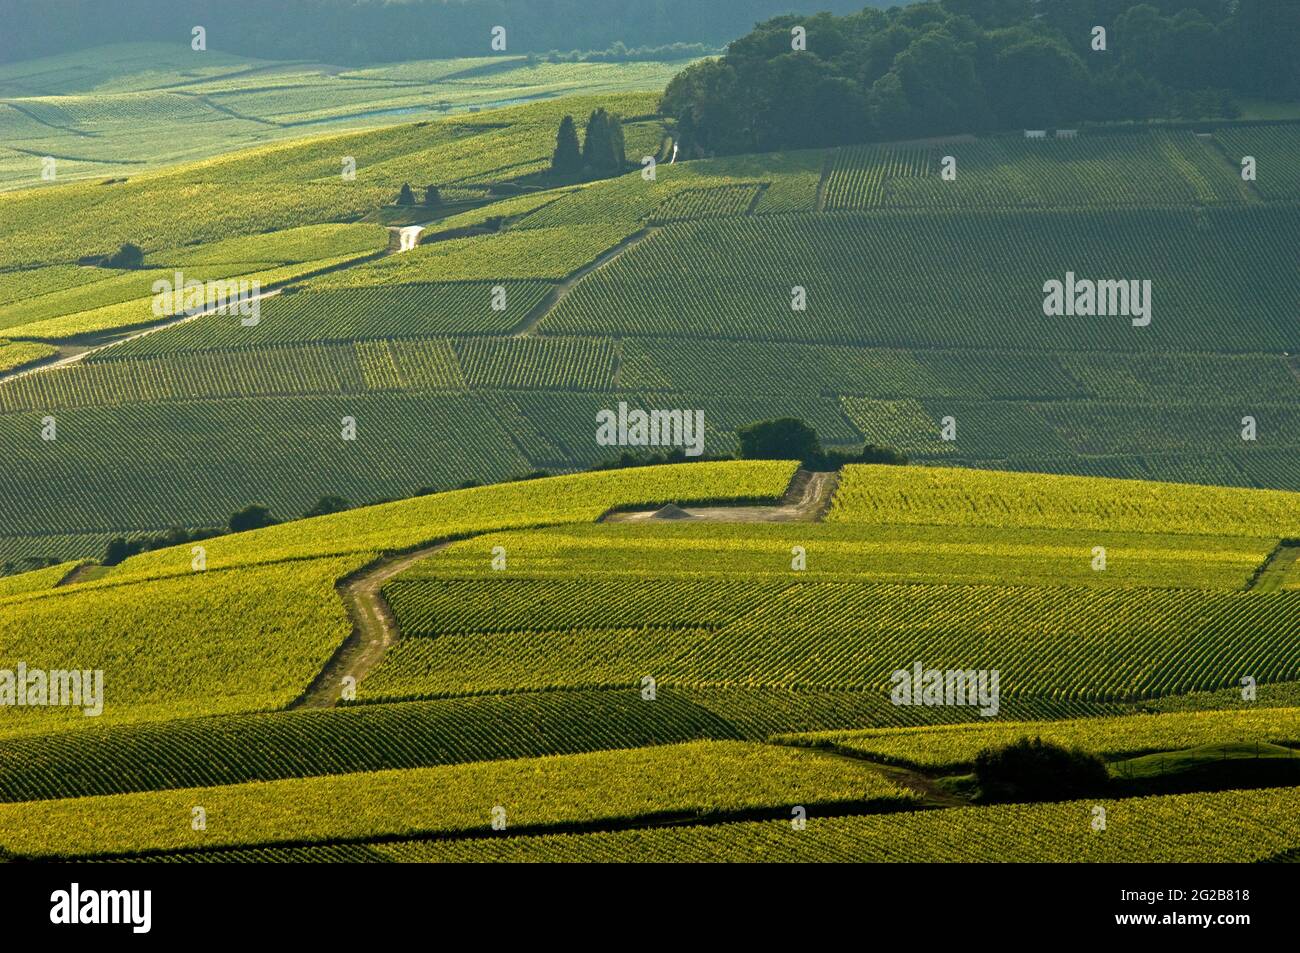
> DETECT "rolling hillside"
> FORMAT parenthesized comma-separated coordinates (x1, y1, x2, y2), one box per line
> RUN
(1, 84, 1297, 565)
(0, 462, 1297, 861)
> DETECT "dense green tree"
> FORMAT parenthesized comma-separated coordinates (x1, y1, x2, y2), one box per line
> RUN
(303, 495, 350, 518)
(395, 183, 415, 206)
(661, 0, 1275, 157)
(551, 115, 583, 174)
(103, 242, 143, 269)
(736, 418, 822, 462)
(975, 738, 1110, 803)
(581, 108, 625, 172)
(228, 504, 277, 534)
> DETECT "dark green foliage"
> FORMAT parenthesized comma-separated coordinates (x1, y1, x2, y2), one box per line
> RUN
(551, 115, 583, 174)
(423, 185, 442, 207)
(590, 449, 734, 470)
(102, 527, 215, 566)
(737, 418, 905, 470)
(228, 504, 278, 534)
(396, 183, 415, 206)
(303, 495, 350, 518)
(737, 418, 822, 462)
(0, 555, 59, 577)
(662, 1, 1295, 155)
(974, 737, 1110, 803)
(102, 242, 143, 269)
(582, 108, 625, 173)
(813, 444, 907, 471)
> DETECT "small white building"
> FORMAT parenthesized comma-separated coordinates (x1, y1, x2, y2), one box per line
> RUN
(1056, 129, 1078, 139)
(1024, 129, 1047, 139)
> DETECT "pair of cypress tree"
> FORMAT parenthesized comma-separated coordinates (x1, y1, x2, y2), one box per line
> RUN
(551, 108, 624, 174)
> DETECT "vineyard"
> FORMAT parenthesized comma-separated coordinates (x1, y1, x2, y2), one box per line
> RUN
(1, 459, 1298, 863)
(0, 741, 914, 859)
(821, 132, 1252, 210)
(363, 787, 1300, 863)
(1213, 125, 1300, 200)
(782, 708, 1300, 770)
(366, 577, 1300, 701)
(2, 37, 1299, 868)
(541, 207, 1300, 352)
(397, 521, 1278, 589)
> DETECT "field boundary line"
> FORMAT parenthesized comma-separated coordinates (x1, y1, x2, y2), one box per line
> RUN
(1247, 539, 1300, 592)
(290, 542, 455, 709)
(510, 226, 656, 337)
(48, 791, 924, 863)
(815, 150, 834, 211)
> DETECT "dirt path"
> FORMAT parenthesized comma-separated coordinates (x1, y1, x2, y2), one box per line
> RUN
(292, 467, 842, 708)
(512, 226, 657, 336)
(602, 468, 840, 524)
(1249, 541, 1300, 592)
(0, 241, 397, 387)
(0, 287, 283, 385)
(291, 542, 451, 709)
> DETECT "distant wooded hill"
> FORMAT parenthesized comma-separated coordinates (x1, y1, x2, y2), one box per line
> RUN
(662, 0, 1300, 155)
(0, 0, 890, 66)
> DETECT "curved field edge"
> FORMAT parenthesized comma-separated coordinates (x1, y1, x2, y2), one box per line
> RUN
(0, 461, 799, 738)
(78, 786, 1300, 864)
(0, 740, 916, 860)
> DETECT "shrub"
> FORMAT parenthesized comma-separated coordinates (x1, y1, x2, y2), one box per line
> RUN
(103, 242, 143, 269)
(974, 737, 1110, 803)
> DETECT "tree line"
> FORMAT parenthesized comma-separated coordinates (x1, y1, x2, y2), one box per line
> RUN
(661, 0, 1300, 156)
(0, 0, 881, 67)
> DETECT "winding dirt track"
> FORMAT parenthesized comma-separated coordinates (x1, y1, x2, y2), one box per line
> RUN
(602, 468, 840, 523)
(291, 467, 839, 709)
(290, 542, 451, 709)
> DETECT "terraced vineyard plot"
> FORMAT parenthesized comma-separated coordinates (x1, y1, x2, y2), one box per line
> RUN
(981, 452, 1279, 492)
(0, 344, 371, 410)
(828, 464, 1300, 536)
(713, 581, 1300, 700)
(5, 255, 375, 340)
(1058, 352, 1300, 404)
(0, 560, 77, 597)
(516, 167, 766, 229)
(494, 390, 862, 466)
(378, 787, 1300, 863)
(783, 708, 1300, 770)
(453, 336, 617, 390)
(1039, 401, 1300, 456)
(360, 339, 466, 389)
(95, 282, 550, 356)
(0, 339, 56, 373)
(0, 264, 116, 307)
(0, 394, 532, 536)
(385, 577, 777, 637)
(415, 521, 1278, 590)
(0, 555, 367, 737)
(823, 144, 930, 209)
(373, 578, 1300, 702)
(542, 207, 1300, 352)
(619, 338, 954, 397)
(147, 223, 388, 267)
(98, 461, 799, 578)
(1213, 125, 1300, 200)
(0, 531, 153, 566)
(651, 185, 761, 222)
(835, 133, 1251, 210)
(0, 691, 744, 802)
(0, 741, 914, 859)
(311, 223, 638, 286)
